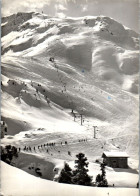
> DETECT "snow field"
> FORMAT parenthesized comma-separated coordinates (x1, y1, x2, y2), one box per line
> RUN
(1, 12, 139, 191)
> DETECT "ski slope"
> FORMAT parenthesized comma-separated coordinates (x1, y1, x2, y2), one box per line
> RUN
(1, 12, 139, 189)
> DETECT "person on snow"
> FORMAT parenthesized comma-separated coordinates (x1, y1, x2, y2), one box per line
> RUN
(49, 57, 54, 62)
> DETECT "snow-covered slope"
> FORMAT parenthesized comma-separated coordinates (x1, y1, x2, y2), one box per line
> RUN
(1, 12, 139, 187)
(1, 161, 138, 196)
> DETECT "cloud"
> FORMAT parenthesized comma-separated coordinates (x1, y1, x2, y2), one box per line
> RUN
(1, 0, 69, 17)
(54, 3, 67, 19)
(81, 5, 88, 12)
(1, 0, 54, 16)
(55, 4, 67, 11)
(56, 12, 66, 18)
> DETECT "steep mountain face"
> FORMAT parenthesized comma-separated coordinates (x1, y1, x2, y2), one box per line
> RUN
(1, 12, 139, 165)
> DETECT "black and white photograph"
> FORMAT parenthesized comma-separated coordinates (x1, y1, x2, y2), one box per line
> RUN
(1, 0, 139, 195)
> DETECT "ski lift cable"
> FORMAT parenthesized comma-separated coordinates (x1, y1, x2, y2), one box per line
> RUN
(50, 59, 96, 126)
(53, 60, 75, 108)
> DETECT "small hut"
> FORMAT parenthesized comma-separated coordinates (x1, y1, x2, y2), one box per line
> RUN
(102, 151, 129, 168)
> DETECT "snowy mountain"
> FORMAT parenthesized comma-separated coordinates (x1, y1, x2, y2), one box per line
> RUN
(1, 12, 139, 188)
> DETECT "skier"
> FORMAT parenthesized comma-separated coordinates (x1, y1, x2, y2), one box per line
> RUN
(47, 98, 50, 106)
(49, 57, 54, 62)
(68, 151, 71, 156)
(31, 81, 33, 87)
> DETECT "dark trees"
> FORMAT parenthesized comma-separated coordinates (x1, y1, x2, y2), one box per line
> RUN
(96, 163, 108, 187)
(72, 153, 92, 186)
(1, 145, 18, 165)
(58, 162, 72, 184)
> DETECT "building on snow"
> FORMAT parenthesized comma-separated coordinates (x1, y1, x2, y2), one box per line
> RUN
(102, 151, 129, 168)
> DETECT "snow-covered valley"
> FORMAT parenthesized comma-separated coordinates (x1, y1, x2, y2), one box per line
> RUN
(1, 12, 139, 195)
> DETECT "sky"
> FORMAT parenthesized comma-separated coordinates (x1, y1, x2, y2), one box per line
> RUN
(1, 0, 139, 32)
